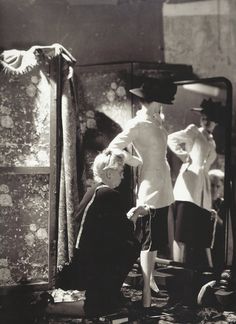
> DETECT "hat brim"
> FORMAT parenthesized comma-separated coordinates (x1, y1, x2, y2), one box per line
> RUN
(190, 107, 220, 123)
(129, 87, 145, 98)
(129, 87, 174, 104)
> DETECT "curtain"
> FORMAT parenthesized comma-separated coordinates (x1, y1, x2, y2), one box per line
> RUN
(57, 52, 80, 268)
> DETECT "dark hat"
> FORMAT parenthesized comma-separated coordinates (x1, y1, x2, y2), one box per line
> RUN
(191, 98, 225, 124)
(129, 77, 177, 104)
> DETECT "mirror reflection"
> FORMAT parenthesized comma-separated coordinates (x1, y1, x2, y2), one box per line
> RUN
(164, 81, 226, 272)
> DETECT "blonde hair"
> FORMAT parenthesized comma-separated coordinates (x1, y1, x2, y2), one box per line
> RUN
(92, 149, 125, 183)
(208, 169, 224, 183)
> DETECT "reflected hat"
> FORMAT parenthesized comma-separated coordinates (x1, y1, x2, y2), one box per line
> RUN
(191, 98, 225, 124)
(129, 77, 177, 104)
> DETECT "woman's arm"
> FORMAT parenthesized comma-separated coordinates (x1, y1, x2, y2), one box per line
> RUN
(126, 205, 149, 223)
(108, 120, 142, 167)
(168, 124, 197, 162)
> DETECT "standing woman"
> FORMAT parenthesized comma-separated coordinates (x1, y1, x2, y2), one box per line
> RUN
(108, 77, 177, 308)
(168, 98, 223, 267)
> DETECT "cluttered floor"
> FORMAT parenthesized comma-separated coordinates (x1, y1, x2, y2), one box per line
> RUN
(42, 286, 236, 324)
(1, 262, 236, 324)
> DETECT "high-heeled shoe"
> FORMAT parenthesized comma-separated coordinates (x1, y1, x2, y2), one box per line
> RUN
(151, 288, 168, 299)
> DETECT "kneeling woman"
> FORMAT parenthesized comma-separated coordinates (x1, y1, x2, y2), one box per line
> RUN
(49, 149, 140, 318)
(76, 149, 140, 317)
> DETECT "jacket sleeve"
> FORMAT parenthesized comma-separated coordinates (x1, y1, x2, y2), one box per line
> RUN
(168, 124, 198, 162)
(108, 119, 142, 167)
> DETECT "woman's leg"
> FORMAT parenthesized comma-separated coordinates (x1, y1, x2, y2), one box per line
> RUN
(205, 248, 213, 268)
(173, 240, 185, 263)
(140, 250, 157, 307)
(150, 271, 159, 293)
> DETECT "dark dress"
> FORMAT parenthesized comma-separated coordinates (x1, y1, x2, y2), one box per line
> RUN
(72, 183, 140, 317)
(135, 206, 169, 251)
(171, 201, 213, 248)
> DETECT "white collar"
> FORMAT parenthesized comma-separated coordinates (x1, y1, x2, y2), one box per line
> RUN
(136, 108, 163, 125)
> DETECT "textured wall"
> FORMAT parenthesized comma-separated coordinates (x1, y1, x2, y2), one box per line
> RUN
(0, 0, 164, 65)
(163, 0, 236, 127)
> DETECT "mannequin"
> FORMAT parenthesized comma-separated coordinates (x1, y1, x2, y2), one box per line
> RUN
(108, 77, 177, 307)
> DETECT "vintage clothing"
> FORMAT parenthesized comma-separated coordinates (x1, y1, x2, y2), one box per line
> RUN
(74, 183, 140, 317)
(135, 206, 169, 251)
(170, 201, 214, 248)
(168, 124, 217, 210)
(109, 110, 174, 209)
(168, 124, 217, 247)
(108, 109, 174, 251)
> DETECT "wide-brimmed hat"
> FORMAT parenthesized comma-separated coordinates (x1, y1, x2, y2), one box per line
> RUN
(191, 98, 225, 124)
(129, 77, 177, 104)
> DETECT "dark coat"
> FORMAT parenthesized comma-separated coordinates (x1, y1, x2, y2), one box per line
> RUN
(75, 183, 137, 262)
(56, 183, 140, 318)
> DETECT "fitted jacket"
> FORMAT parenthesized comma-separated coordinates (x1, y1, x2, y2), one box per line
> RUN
(108, 109, 174, 209)
(168, 124, 217, 210)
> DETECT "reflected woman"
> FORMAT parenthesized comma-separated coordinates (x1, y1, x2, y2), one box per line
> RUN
(168, 98, 224, 267)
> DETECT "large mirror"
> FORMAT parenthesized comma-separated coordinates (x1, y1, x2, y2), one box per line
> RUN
(163, 77, 232, 272)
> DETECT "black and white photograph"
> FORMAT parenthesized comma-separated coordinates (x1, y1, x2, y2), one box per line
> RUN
(0, 0, 235, 323)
